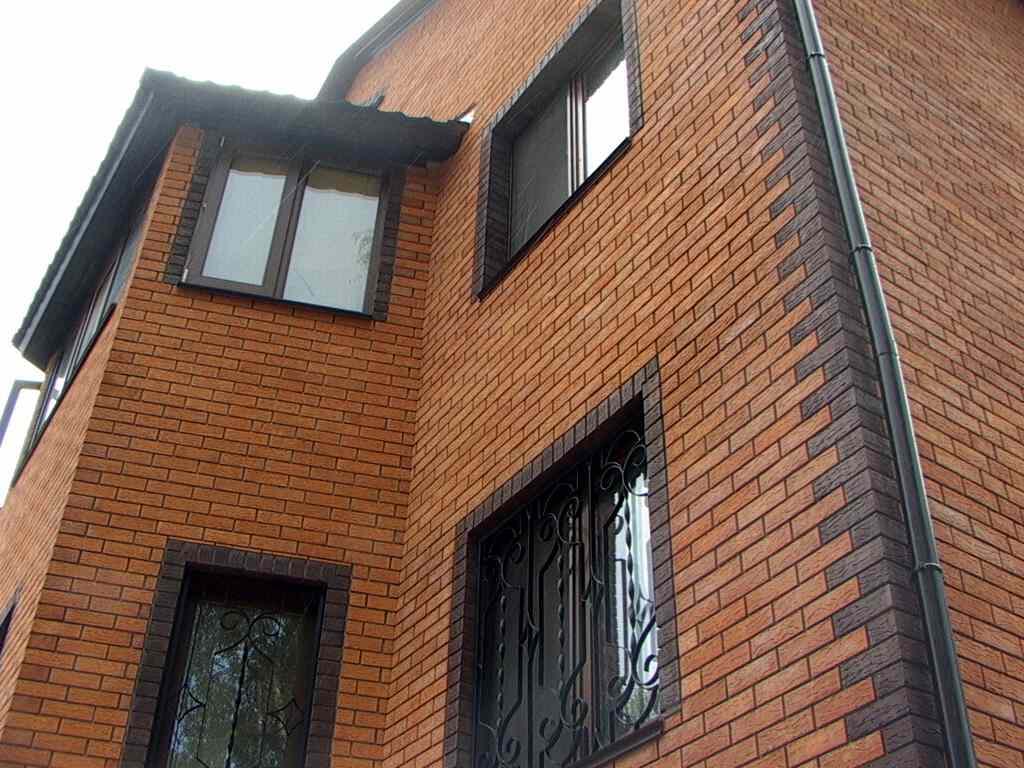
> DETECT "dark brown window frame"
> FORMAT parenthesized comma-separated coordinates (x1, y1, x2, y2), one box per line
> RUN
(12, 196, 149, 487)
(0, 590, 19, 662)
(443, 358, 680, 768)
(121, 541, 351, 768)
(474, 0, 644, 298)
(183, 138, 398, 317)
(149, 571, 324, 768)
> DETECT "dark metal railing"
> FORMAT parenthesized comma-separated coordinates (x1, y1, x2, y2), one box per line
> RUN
(0, 380, 42, 484)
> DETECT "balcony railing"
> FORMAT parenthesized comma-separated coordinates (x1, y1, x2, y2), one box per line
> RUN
(0, 380, 42, 497)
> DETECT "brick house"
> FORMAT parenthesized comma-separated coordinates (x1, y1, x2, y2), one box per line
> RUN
(0, 0, 1021, 766)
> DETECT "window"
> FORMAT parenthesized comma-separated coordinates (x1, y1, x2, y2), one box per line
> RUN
(149, 570, 323, 768)
(25, 201, 146, 452)
(473, 414, 660, 767)
(0, 598, 15, 661)
(121, 542, 349, 768)
(475, 0, 643, 296)
(185, 143, 388, 314)
(510, 38, 629, 253)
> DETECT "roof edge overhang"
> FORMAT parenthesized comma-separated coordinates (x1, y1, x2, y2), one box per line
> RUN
(317, 0, 437, 100)
(14, 68, 467, 369)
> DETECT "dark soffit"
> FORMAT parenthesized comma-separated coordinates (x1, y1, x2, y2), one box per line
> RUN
(317, 0, 437, 101)
(14, 68, 467, 369)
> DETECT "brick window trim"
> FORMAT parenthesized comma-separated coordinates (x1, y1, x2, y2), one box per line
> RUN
(442, 358, 681, 768)
(163, 127, 406, 323)
(120, 540, 352, 768)
(473, 0, 644, 298)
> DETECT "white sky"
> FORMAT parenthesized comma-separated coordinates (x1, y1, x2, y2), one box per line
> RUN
(0, 0, 401, 502)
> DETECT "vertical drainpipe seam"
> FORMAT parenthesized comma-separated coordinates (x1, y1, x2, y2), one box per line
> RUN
(792, 2, 979, 767)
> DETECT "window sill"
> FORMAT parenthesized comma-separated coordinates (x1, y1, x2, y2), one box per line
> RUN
(569, 718, 664, 768)
(478, 135, 633, 300)
(178, 277, 376, 321)
(10, 303, 118, 490)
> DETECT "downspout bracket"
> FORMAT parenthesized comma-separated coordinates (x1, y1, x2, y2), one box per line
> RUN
(912, 561, 945, 577)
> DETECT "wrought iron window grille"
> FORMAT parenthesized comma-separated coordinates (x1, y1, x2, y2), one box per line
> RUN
(472, 412, 661, 768)
(150, 571, 324, 768)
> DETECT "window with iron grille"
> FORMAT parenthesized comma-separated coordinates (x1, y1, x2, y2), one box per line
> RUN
(473, 413, 660, 767)
(149, 570, 324, 768)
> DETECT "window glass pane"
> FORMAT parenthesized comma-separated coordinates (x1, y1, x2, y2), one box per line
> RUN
(202, 156, 288, 286)
(108, 206, 145, 308)
(42, 349, 72, 422)
(510, 85, 570, 254)
(595, 440, 659, 734)
(164, 576, 319, 768)
(71, 264, 115, 373)
(584, 42, 629, 176)
(282, 168, 381, 312)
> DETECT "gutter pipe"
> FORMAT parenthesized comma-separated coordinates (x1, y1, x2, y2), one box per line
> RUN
(792, 2, 978, 766)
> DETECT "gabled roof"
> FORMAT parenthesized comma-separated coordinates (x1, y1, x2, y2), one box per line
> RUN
(318, 0, 437, 100)
(15, 68, 467, 369)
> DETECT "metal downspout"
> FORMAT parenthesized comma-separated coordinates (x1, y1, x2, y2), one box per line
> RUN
(792, 1, 978, 766)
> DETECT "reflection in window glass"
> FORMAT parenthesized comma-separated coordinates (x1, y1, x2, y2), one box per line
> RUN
(163, 576, 320, 768)
(283, 168, 381, 312)
(108, 206, 146, 310)
(585, 42, 629, 176)
(202, 157, 288, 285)
(603, 468, 658, 728)
(43, 351, 72, 421)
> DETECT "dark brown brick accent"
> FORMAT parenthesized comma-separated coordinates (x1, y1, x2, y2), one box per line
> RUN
(473, 0, 644, 298)
(163, 129, 220, 285)
(621, 0, 644, 134)
(441, 358, 679, 768)
(472, 131, 513, 297)
(743, 0, 945, 764)
(119, 540, 351, 768)
(370, 167, 406, 321)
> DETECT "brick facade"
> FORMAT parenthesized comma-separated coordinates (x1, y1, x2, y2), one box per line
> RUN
(0, 1, 1022, 767)
(812, 2, 1024, 766)
(0, 311, 120, 746)
(0, 124, 441, 766)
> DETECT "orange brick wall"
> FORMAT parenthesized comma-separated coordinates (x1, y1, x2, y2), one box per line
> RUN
(0, 313, 119, 745)
(341, 0, 949, 766)
(1, 1, 1020, 767)
(0, 125, 442, 766)
(813, 1, 1024, 766)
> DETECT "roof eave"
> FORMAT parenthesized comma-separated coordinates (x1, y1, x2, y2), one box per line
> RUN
(317, 0, 437, 100)
(14, 68, 467, 370)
